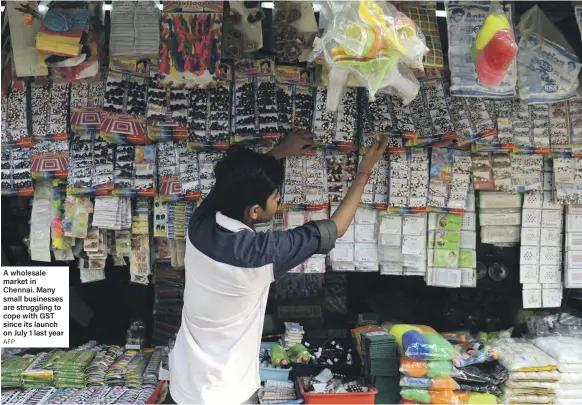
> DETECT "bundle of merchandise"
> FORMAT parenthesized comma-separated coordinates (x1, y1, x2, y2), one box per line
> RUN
(22, 352, 54, 388)
(311, 0, 428, 111)
(1, 385, 158, 405)
(1, 356, 34, 389)
(52, 350, 97, 388)
(378, 212, 428, 276)
(520, 190, 564, 308)
(496, 339, 560, 404)
(298, 368, 373, 395)
(151, 261, 185, 346)
(532, 335, 582, 403)
(477, 191, 522, 245)
(393, 325, 501, 404)
(259, 380, 298, 404)
(564, 204, 582, 288)
(281, 322, 305, 350)
(302, 339, 354, 367)
(517, 6, 581, 104)
(352, 325, 400, 404)
(85, 345, 124, 387)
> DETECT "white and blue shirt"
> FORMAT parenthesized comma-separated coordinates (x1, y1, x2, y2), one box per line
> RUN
(169, 193, 337, 404)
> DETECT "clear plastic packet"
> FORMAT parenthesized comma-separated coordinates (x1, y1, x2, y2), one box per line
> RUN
(310, 0, 427, 111)
(471, 2, 517, 88)
(495, 338, 558, 372)
(400, 376, 460, 390)
(400, 388, 455, 404)
(390, 324, 455, 361)
(531, 335, 582, 365)
(400, 356, 458, 378)
(457, 382, 502, 396)
(454, 362, 509, 385)
(517, 5, 582, 104)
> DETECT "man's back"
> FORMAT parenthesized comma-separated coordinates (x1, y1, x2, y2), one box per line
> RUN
(169, 211, 273, 404)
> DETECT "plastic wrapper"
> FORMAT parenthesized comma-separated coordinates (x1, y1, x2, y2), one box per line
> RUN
(457, 382, 502, 396)
(400, 389, 499, 404)
(455, 362, 509, 385)
(390, 324, 455, 361)
(287, 343, 311, 363)
(517, 5, 582, 104)
(310, 0, 428, 111)
(400, 356, 457, 378)
(453, 343, 499, 368)
(270, 344, 290, 366)
(471, 2, 517, 88)
(400, 376, 460, 390)
(531, 336, 582, 365)
(495, 339, 557, 372)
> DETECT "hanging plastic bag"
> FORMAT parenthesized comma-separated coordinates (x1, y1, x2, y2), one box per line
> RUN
(471, 2, 518, 88)
(517, 5, 582, 103)
(310, 0, 428, 111)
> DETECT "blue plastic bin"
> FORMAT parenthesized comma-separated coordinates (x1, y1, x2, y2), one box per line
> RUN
(260, 342, 293, 382)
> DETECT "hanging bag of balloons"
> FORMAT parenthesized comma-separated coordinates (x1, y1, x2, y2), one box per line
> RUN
(471, 1, 518, 88)
(310, 0, 428, 112)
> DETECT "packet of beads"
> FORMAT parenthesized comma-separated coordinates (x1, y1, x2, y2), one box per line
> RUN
(390, 324, 455, 361)
(471, 1, 517, 88)
(310, 0, 428, 111)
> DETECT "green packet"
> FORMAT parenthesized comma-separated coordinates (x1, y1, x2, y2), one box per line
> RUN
(434, 230, 461, 251)
(435, 213, 462, 231)
(458, 249, 476, 269)
(433, 249, 459, 268)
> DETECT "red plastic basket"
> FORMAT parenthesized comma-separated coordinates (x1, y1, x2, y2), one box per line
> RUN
(296, 377, 378, 404)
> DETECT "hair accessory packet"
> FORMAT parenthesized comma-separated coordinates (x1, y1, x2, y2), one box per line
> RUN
(390, 324, 455, 361)
(310, 0, 428, 112)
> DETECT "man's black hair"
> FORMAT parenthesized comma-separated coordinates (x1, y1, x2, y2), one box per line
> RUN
(212, 147, 284, 221)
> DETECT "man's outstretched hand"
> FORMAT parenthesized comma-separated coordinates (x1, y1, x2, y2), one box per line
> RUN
(268, 128, 315, 159)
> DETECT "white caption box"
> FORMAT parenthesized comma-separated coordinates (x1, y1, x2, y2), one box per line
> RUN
(566, 233, 582, 251)
(521, 227, 541, 246)
(330, 244, 354, 263)
(566, 250, 582, 268)
(565, 267, 582, 288)
(460, 231, 476, 249)
(521, 246, 540, 265)
(379, 233, 401, 247)
(378, 246, 402, 262)
(542, 289, 563, 308)
(354, 243, 378, 263)
(337, 225, 354, 244)
(541, 209, 563, 228)
(0, 267, 69, 347)
(539, 265, 561, 284)
(540, 228, 562, 247)
(355, 208, 377, 225)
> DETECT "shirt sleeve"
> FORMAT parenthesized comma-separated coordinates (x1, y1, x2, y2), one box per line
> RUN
(231, 219, 338, 280)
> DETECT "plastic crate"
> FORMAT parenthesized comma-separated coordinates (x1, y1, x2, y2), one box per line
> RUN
(261, 342, 293, 382)
(296, 377, 377, 404)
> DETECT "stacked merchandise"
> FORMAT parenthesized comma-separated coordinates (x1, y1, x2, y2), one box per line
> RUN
(0, 386, 158, 405)
(52, 350, 97, 388)
(152, 261, 185, 346)
(259, 380, 297, 404)
(1, 356, 34, 388)
(279, 210, 327, 273)
(142, 348, 163, 386)
(378, 212, 428, 276)
(125, 348, 154, 388)
(352, 208, 379, 272)
(426, 213, 465, 287)
(361, 330, 400, 404)
(105, 350, 137, 386)
(497, 339, 560, 405)
(532, 335, 582, 403)
(392, 324, 459, 404)
(459, 188, 477, 287)
(478, 191, 522, 245)
(282, 152, 328, 207)
(109, 1, 160, 62)
(85, 346, 123, 387)
(565, 205, 582, 288)
(395, 325, 502, 404)
(329, 203, 356, 272)
(520, 190, 564, 308)
(281, 322, 305, 350)
(22, 352, 54, 388)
